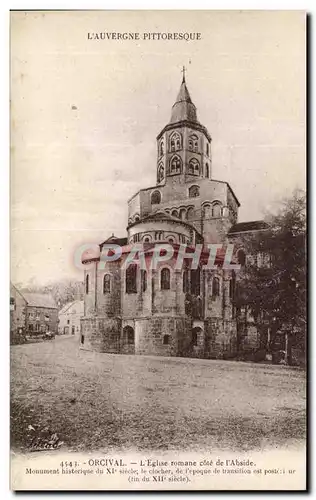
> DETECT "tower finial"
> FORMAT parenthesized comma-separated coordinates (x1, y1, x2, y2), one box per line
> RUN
(181, 65, 186, 82)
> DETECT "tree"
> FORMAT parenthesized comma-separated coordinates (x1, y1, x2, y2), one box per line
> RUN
(234, 190, 306, 365)
(21, 279, 84, 309)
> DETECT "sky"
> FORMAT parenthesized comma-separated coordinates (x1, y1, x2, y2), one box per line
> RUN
(10, 10, 306, 286)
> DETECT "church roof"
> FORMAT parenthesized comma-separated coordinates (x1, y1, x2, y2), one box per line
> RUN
(170, 75, 198, 124)
(100, 235, 128, 248)
(228, 220, 269, 234)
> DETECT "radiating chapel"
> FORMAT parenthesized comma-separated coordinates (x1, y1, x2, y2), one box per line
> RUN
(81, 72, 267, 358)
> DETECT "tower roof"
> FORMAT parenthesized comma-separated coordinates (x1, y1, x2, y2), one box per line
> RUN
(170, 74, 198, 124)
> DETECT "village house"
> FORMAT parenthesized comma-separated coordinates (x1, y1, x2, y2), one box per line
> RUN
(10, 283, 27, 342)
(23, 293, 58, 336)
(58, 300, 84, 335)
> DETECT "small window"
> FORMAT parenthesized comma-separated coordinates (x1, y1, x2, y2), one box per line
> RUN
(170, 132, 181, 152)
(189, 185, 200, 198)
(157, 165, 164, 183)
(155, 231, 163, 240)
(187, 207, 194, 221)
(67, 319, 70, 324)
(170, 155, 182, 174)
(190, 268, 201, 296)
(151, 190, 161, 205)
(123, 326, 135, 345)
(206, 143, 209, 156)
(126, 264, 137, 294)
(160, 141, 164, 155)
(85, 274, 89, 294)
(103, 274, 111, 294)
(141, 269, 147, 292)
(188, 159, 200, 175)
(212, 277, 220, 297)
(163, 335, 170, 345)
(80, 334, 85, 345)
(212, 204, 221, 217)
(161, 268, 171, 290)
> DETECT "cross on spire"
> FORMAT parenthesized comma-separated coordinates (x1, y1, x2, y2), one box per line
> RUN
(181, 65, 186, 82)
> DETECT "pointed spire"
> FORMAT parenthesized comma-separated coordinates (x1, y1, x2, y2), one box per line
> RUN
(170, 70, 198, 124)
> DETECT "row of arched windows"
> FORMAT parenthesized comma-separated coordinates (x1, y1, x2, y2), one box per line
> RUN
(158, 133, 211, 156)
(157, 158, 210, 180)
(85, 270, 234, 300)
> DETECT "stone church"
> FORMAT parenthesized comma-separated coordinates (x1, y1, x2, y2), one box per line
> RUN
(81, 73, 267, 358)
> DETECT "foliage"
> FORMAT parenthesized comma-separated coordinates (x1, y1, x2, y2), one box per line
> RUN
(234, 190, 306, 358)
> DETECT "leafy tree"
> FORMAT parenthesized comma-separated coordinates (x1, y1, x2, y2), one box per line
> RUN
(234, 190, 306, 365)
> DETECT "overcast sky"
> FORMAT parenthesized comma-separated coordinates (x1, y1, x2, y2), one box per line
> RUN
(11, 10, 305, 286)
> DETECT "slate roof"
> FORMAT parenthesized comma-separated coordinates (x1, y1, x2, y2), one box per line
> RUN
(228, 220, 269, 234)
(170, 76, 198, 124)
(23, 293, 58, 309)
(100, 235, 128, 248)
(59, 300, 84, 315)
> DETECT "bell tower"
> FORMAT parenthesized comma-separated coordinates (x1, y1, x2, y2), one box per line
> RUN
(156, 68, 212, 187)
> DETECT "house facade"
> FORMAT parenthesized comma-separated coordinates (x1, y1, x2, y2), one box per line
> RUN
(23, 293, 58, 335)
(80, 74, 267, 359)
(10, 283, 27, 342)
(58, 300, 84, 335)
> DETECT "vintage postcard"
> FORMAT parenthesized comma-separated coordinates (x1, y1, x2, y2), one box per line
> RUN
(10, 10, 306, 491)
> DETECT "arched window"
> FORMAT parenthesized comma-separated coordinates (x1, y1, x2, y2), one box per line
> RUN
(203, 204, 212, 218)
(188, 158, 200, 175)
(141, 269, 147, 292)
(179, 208, 186, 220)
(237, 249, 246, 267)
(212, 203, 221, 217)
(190, 268, 200, 296)
(183, 270, 189, 293)
(192, 327, 202, 346)
(212, 277, 220, 297)
(187, 207, 194, 221)
(168, 237, 175, 244)
(126, 264, 137, 294)
(205, 163, 209, 178)
(155, 231, 163, 240)
(143, 235, 151, 243)
(206, 143, 209, 156)
(163, 334, 170, 345)
(85, 274, 89, 294)
(189, 185, 200, 198)
(103, 274, 111, 294)
(160, 141, 164, 155)
(134, 214, 140, 222)
(171, 209, 178, 218)
(170, 132, 181, 152)
(161, 268, 171, 290)
(123, 326, 135, 345)
(189, 134, 198, 152)
(170, 155, 182, 175)
(151, 190, 161, 205)
(157, 164, 164, 183)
